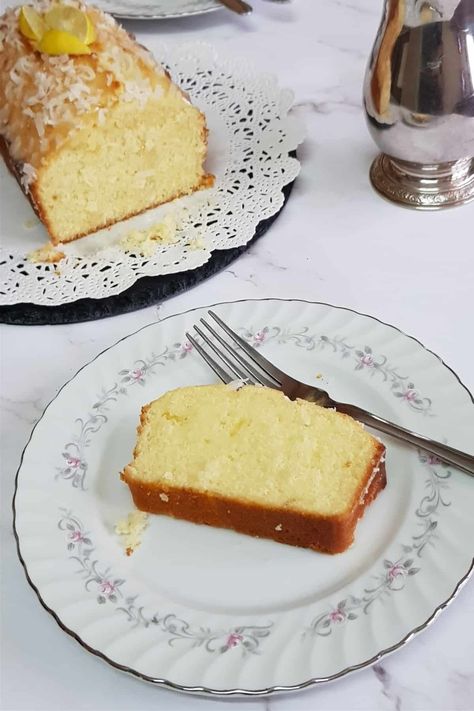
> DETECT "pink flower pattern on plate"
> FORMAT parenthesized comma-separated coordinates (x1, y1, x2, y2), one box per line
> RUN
(66, 456, 82, 468)
(355, 346, 375, 369)
(225, 632, 243, 648)
(100, 580, 116, 596)
(328, 609, 346, 623)
(69, 530, 85, 543)
(387, 564, 408, 582)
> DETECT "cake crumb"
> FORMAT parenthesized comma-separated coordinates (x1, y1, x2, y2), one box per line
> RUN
(115, 510, 149, 556)
(226, 379, 249, 391)
(315, 373, 323, 380)
(188, 237, 206, 251)
(159, 492, 169, 502)
(275, 523, 283, 531)
(119, 214, 177, 257)
(24, 218, 40, 229)
(27, 243, 65, 264)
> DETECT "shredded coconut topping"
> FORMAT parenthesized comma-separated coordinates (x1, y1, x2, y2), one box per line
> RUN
(20, 162, 37, 192)
(0, 0, 166, 168)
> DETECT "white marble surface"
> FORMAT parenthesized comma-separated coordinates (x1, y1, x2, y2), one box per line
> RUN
(1, 1, 474, 709)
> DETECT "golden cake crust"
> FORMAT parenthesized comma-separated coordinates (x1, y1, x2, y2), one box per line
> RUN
(122, 458, 386, 554)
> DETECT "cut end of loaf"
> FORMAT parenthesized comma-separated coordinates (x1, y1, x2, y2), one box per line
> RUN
(35, 95, 213, 244)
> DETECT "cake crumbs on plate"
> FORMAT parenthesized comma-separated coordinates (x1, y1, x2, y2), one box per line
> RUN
(27, 243, 65, 264)
(226, 378, 249, 391)
(119, 214, 177, 257)
(188, 236, 206, 251)
(115, 510, 149, 556)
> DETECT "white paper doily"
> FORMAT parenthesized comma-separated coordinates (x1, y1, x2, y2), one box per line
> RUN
(0, 43, 303, 306)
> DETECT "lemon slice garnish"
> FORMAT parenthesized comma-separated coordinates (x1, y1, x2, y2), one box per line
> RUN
(84, 15, 96, 45)
(44, 5, 96, 45)
(38, 29, 91, 56)
(19, 6, 46, 41)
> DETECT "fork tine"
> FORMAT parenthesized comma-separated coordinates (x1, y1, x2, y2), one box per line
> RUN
(199, 318, 280, 389)
(207, 310, 287, 383)
(193, 325, 252, 382)
(185, 332, 234, 385)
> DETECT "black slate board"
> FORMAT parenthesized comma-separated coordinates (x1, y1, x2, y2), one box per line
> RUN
(0, 179, 294, 326)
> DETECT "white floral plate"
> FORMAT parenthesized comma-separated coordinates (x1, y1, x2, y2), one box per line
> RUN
(13, 299, 474, 696)
(0, 0, 222, 20)
(95, 0, 222, 20)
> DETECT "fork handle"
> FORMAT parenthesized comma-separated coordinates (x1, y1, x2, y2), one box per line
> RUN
(338, 403, 474, 476)
(218, 0, 253, 13)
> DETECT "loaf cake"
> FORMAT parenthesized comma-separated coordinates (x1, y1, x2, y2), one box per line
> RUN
(121, 384, 386, 554)
(0, 1, 213, 245)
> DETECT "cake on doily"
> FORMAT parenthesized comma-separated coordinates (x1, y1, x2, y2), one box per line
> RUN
(0, 1, 213, 245)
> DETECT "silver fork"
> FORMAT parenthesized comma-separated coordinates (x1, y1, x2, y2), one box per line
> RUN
(186, 310, 474, 476)
(217, 0, 253, 14)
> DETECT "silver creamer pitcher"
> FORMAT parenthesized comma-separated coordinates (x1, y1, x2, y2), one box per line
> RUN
(364, 0, 474, 209)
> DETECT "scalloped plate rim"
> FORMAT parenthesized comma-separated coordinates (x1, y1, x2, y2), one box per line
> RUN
(12, 297, 474, 697)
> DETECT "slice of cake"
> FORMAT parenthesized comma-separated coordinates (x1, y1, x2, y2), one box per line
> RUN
(121, 384, 386, 554)
(0, 1, 213, 245)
